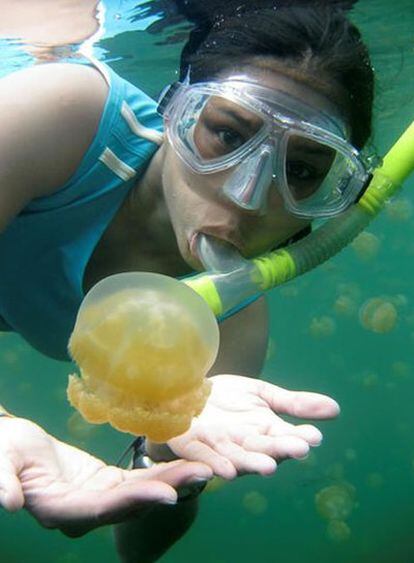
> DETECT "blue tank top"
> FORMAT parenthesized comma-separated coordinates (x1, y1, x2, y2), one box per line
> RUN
(0, 60, 258, 361)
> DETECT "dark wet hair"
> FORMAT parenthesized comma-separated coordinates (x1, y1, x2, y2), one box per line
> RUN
(173, 0, 373, 149)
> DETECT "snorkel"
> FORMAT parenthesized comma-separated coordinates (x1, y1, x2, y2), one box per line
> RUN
(184, 121, 414, 317)
(66, 120, 413, 442)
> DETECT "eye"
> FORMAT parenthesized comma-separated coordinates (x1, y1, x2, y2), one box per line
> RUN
(286, 160, 320, 181)
(216, 128, 246, 151)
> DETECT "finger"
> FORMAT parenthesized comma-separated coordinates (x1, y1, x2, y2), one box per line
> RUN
(47, 479, 181, 536)
(170, 441, 238, 480)
(242, 434, 310, 461)
(212, 438, 277, 476)
(128, 460, 213, 489)
(257, 381, 340, 419)
(267, 423, 323, 446)
(0, 461, 24, 512)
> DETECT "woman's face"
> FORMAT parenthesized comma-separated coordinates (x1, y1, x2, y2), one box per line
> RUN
(160, 68, 345, 271)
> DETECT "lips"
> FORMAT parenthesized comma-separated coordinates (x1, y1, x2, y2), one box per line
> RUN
(191, 228, 244, 253)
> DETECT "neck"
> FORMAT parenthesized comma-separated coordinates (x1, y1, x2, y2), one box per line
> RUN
(122, 148, 192, 277)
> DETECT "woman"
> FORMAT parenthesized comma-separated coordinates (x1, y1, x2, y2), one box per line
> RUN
(0, 0, 372, 561)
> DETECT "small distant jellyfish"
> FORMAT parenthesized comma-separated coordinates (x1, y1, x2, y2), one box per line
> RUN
(67, 411, 97, 441)
(309, 316, 336, 338)
(242, 491, 269, 515)
(334, 295, 357, 317)
(359, 297, 398, 333)
(1, 350, 19, 366)
(390, 294, 408, 308)
(205, 477, 226, 494)
(326, 519, 351, 543)
(361, 371, 379, 389)
(279, 284, 299, 298)
(351, 231, 381, 262)
(315, 483, 355, 521)
(336, 281, 361, 301)
(391, 361, 411, 379)
(385, 197, 413, 222)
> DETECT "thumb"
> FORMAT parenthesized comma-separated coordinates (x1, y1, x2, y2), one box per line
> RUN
(257, 380, 340, 419)
(0, 460, 24, 511)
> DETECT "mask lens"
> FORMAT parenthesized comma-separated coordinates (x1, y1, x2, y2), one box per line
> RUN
(191, 96, 265, 161)
(285, 134, 356, 214)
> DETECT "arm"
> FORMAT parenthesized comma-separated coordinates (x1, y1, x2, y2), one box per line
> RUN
(0, 65, 214, 535)
(0, 62, 108, 231)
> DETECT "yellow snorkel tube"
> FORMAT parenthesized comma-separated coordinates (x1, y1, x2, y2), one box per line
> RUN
(185, 121, 414, 317)
(67, 121, 413, 442)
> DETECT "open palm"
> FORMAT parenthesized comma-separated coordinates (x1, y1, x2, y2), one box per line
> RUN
(0, 417, 212, 536)
(167, 374, 340, 479)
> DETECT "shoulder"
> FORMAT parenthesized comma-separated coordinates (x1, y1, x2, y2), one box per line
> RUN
(0, 62, 109, 196)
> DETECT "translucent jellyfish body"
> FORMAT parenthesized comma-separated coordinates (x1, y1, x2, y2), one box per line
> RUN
(67, 273, 219, 442)
(385, 197, 413, 222)
(315, 483, 355, 521)
(242, 491, 269, 515)
(351, 231, 380, 261)
(309, 316, 336, 338)
(359, 297, 398, 333)
(326, 519, 351, 543)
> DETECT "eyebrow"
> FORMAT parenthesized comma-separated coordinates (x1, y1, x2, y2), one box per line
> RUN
(213, 105, 263, 132)
(289, 141, 335, 158)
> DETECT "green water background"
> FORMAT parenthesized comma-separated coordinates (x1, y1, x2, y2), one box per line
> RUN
(0, 0, 413, 561)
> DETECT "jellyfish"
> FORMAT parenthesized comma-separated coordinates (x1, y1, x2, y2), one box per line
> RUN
(205, 477, 227, 494)
(391, 361, 411, 379)
(309, 316, 336, 338)
(242, 491, 269, 515)
(67, 411, 97, 441)
(315, 483, 356, 521)
(351, 231, 380, 262)
(333, 294, 357, 317)
(326, 519, 351, 543)
(67, 273, 219, 442)
(279, 284, 299, 298)
(360, 371, 379, 389)
(385, 197, 413, 222)
(359, 297, 398, 333)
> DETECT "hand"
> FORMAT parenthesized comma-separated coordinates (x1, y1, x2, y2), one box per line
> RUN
(0, 417, 212, 537)
(163, 374, 340, 479)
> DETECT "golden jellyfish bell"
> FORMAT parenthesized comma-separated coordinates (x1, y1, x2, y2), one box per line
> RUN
(67, 273, 220, 442)
(309, 316, 336, 338)
(242, 491, 269, 515)
(359, 297, 398, 334)
(315, 483, 355, 521)
(351, 231, 380, 262)
(385, 197, 413, 222)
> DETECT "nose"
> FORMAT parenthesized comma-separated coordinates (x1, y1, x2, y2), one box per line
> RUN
(221, 145, 274, 216)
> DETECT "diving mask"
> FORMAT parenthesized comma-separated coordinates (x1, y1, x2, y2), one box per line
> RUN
(159, 77, 375, 219)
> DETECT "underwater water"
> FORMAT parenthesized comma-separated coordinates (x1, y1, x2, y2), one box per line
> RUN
(0, 0, 413, 561)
